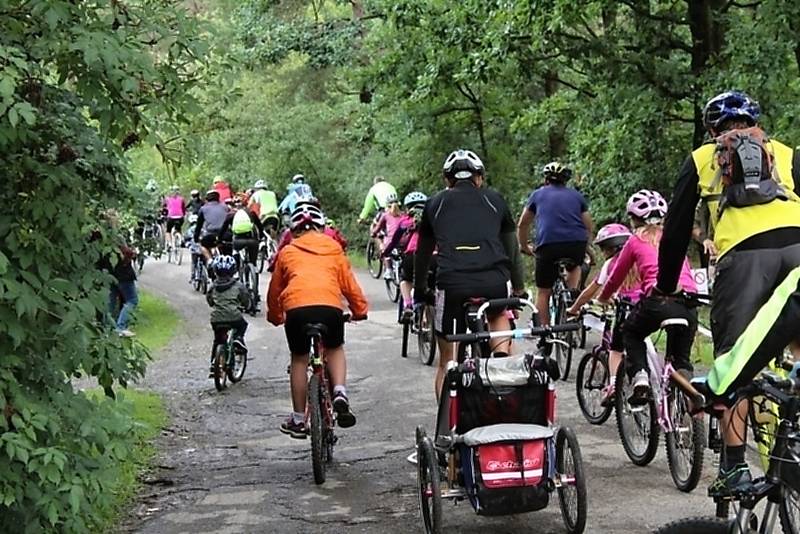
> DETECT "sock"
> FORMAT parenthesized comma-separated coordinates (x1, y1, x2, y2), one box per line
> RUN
(609, 375, 616, 386)
(292, 412, 304, 425)
(722, 445, 746, 471)
(333, 385, 347, 398)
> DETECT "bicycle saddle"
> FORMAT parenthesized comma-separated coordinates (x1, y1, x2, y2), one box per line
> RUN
(555, 257, 578, 269)
(303, 323, 328, 336)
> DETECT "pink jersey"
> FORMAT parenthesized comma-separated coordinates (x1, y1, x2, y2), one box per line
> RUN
(375, 211, 404, 248)
(165, 196, 185, 218)
(595, 256, 640, 302)
(599, 231, 697, 301)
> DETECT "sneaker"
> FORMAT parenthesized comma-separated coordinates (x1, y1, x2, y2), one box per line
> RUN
(709, 464, 754, 498)
(383, 269, 392, 281)
(600, 383, 616, 407)
(280, 417, 307, 440)
(208, 365, 215, 378)
(332, 393, 357, 428)
(118, 329, 136, 338)
(406, 451, 418, 465)
(233, 339, 248, 353)
(628, 370, 651, 406)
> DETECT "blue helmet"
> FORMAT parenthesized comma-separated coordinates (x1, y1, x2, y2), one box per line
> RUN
(703, 91, 760, 131)
(211, 255, 237, 277)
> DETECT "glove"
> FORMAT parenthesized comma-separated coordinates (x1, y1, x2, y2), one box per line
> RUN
(351, 314, 368, 322)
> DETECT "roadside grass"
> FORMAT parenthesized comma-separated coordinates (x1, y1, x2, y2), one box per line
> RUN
(348, 250, 368, 270)
(135, 290, 180, 352)
(91, 290, 177, 531)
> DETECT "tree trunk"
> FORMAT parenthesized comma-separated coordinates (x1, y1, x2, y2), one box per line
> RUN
(687, 0, 726, 147)
(544, 70, 566, 158)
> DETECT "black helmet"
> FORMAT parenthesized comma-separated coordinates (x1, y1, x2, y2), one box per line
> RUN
(205, 190, 220, 202)
(442, 149, 485, 181)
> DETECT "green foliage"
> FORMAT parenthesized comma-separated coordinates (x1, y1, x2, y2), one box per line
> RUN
(136, 291, 181, 353)
(0, 1, 207, 531)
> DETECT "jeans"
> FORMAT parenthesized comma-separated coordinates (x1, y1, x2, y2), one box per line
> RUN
(109, 281, 139, 331)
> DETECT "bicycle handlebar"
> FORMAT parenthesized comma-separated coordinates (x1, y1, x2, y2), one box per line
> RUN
(445, 322, 579, 343)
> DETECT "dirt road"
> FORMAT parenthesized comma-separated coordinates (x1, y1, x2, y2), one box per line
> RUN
(127, 257, 717, 534)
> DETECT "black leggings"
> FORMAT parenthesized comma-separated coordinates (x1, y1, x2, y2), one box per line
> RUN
(623, 296, 697, 378)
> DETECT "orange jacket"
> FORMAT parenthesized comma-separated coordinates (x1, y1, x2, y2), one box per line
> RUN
(267, 231, 368, 325)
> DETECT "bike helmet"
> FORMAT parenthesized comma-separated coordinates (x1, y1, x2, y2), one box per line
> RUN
(291, 174, 305, 184)
(289, 203, 326, 231)
(386, 192, 399, 205)
(703, 91, 760, 132)
(594, 223, 632, 250)
(190, 189, 200, 197)
(211, 255, 237, 277)
(542, 162, 573, 182)
(145, 180, 158, 193)
(627, 189, 668, 221)
(224, 197, 235, 207)
(254, 179, 266, 189)
(205, 190, 220, 202)
(404, 191, 427, 208)
(188, 214, 198, 224)
(170, 185, 179, 193)
(442, 149, 485, 180)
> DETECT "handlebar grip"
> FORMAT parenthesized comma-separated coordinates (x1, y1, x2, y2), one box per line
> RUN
(445, 332, 487, 343)
(545, 323, 581, 334)
(482, 297, 527, 310)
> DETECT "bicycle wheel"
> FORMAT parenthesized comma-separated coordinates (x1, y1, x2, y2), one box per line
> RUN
(554, 295, 574, 380)
(257, 243, 266, 274)
(417, 433, 442, 534)
(227, 346, 247, 383)
(665, 383, 705, 492)
(576, 350, 613, 425)
(781, 486, 800, 534)
(213, 344, 228, 392)
(401, 312, 410, 358)
(191, 259, 201, 291)
(366, 240, 382, 279)
(175, 236, 183, 265)
(166, 244, 173, 264)
(308, 374, 326, 484)
(614, 363, 659, 466)
(653, 517, 732, 534)
(556, 426, 587, 534)
(417, 305, 436, 366)
(245, 265, 258, 315)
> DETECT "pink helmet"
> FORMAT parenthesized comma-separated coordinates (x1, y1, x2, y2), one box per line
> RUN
(594, 223, 632, 250)
(627, 189, 667, 221)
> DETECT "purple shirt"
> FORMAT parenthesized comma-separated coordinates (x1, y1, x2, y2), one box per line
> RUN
(526, 185, 588, 247)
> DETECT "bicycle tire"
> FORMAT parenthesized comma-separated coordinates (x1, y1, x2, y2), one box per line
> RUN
(213, 344, 228, 392)
(245, 265, 258, 315)
(417, 435, 442, 534)
(257, 245, 266, 274)
(554, 294, 574, 380)
(781, 486, 800, 534)
(366, 240, 382, 279)
(665, 383, 705, 492)
(652, 517, 733, 534)
(309, 374, 326, 484)
(614, 364, 659, 466)
(417, 305, 436, 366)
(176, 240, 183, 266)
(401, 318, 410, 358)
(576, 350, 612, 425)
(556, 426, 587, 534)
(227, 346, 247, 383)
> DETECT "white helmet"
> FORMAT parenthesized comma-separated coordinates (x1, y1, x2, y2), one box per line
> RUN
(254, 179, 266, 189)
(442, 149, 485, 180)
(404, 191, 427, 208)
(386, 192, 399, 205)
(289, 203, 325, 231)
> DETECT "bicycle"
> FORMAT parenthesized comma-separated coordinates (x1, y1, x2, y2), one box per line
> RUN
(303, 313, 353, 485)
(549, 258, 578, 380)
(166, 228, 183, 265)
(189, 243, 209, 294)
(366, 210, 385, 279)
(574, 301, 623, 425)
(615, 293, 708, 492)
(257, 233, 278, 274)
(233, 243, 259, 316)
(211, 323, 248, 392)
(384, 248, 402, 303)
(654, 369, 800, 534)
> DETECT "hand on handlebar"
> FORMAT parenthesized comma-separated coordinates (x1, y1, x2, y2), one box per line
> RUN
(519, 242, 535, 256)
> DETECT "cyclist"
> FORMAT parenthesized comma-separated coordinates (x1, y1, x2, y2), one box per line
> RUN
(517, 162, 594, 329)
(163, 185, 186, 251)
(187, 189, 204, 215)
(249, 179, 280, 237)
(567, 223, 635, 405)
(372, 192, 404, 280)
(414, 149, 525, 399)
(277, 174, 312, 215)
(655, 90, 800, 495)
(382, 191, 428, 319)
(267, 203, 368, 438)
(219, 195, 263, 273)
(357, 175, 398, 224)
(206, 255, 249, 377)
(193, 190, 228, 264)
(598, 190, 698, 405)
(212, 175, 232, 202)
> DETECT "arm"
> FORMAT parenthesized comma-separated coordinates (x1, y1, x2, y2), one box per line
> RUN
(193, 210, 205, 242)
(250, 212, 264, 236)
(413, 204, 436, 300)
(358, 187, 376, 222)
(372, 213, 386, 237)
(599, 241, 635, 301)
(792, 149, 800, 194)
(266, 257, 286, 325)
(516, 208, 535, 256)
(237, 282, 250, 308)
(581, 211, 594, 242)
(568, 281, 601, 315)
(219, 213, 232, 236)
(382, 225, 407, 257)
(501, 231, 525, 293)
(656, 156, 701, 293)
(206, 286, 215, 307)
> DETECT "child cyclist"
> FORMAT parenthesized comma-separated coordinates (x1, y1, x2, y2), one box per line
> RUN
(372, 193, 404, 280)
(381, 191, 428, 320)
(598, 190, 698, 405)
(206, 255, 250, 376)
(568, 223, 635, 405)
(267, 203, 368, 439)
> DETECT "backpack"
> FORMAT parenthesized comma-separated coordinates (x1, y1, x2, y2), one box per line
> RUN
(712, 126, 789, 215)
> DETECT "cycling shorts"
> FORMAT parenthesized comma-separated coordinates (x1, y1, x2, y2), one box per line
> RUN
(403, 254, 437, 287)
(284, 305, 345, 355)
(232, 235, 259, 265)
(534, 241, 587, 289)
(166, 217, 184, 233)
(200, 232, 219, 249)
(434, 283, 508, 337)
